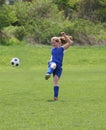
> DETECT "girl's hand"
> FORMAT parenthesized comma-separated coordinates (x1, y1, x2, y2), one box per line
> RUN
(61, 32, 65, 36)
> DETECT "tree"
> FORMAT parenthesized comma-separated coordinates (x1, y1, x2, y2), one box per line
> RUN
(52, 0, 71, 18)
(0, 0, 5, 6)
(78, 0, 106, 22)
(0, 4, 17, 43)
(0, 4, 17, 30)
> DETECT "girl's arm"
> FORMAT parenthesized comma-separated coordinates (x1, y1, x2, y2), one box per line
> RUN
(61, 32, 73, 50)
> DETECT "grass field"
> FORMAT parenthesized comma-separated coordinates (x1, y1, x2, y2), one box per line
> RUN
(0, 45, 106, 130)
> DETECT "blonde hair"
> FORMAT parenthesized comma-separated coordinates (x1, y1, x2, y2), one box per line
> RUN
(51, 37, 61, 44)
(59, 36, 73, 45)
(51, 35, 73, 45)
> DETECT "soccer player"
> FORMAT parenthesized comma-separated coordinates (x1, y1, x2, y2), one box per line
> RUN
(45, 32, 73, 101)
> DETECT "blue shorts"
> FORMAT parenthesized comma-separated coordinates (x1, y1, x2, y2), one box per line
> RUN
(48, 62, 62, 78)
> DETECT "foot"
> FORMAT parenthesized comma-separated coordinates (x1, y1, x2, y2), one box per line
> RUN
(54, 97, 58, 101)
(45, 73, 51, 80)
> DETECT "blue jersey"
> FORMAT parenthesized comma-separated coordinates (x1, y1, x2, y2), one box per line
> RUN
(50, 47, 64, 67)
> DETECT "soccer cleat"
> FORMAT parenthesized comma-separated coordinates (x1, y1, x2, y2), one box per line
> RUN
(54, 97, 58, 101)
(45, 73, 51, 80)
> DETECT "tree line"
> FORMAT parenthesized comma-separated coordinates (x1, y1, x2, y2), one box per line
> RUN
(0, 0, 106, 45)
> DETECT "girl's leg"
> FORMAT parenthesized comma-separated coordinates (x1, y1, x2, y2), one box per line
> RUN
(45, 62, 56, 80)
(53, 75, 60, 100)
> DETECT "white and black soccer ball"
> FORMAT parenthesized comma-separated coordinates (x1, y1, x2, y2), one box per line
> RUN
(10, 57, 20, 66)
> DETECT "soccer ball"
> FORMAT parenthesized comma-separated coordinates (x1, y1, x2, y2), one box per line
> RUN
(10, 57, 20, 66)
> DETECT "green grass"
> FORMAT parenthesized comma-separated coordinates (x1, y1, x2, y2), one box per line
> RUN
(0, 45, 106, 130)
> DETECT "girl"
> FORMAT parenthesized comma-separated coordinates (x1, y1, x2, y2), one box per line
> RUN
(45, 32, 73, 101)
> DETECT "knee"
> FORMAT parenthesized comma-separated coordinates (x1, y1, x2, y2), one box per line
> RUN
(51, 62, 56, 69)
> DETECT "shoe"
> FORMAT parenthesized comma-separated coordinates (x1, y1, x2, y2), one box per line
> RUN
(45, 73, 51, 80)
(54, 97, 58, 101)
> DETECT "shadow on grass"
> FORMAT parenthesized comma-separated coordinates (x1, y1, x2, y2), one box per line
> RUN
(47, 99, 68, 102)
(47, 100, 56, 102)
